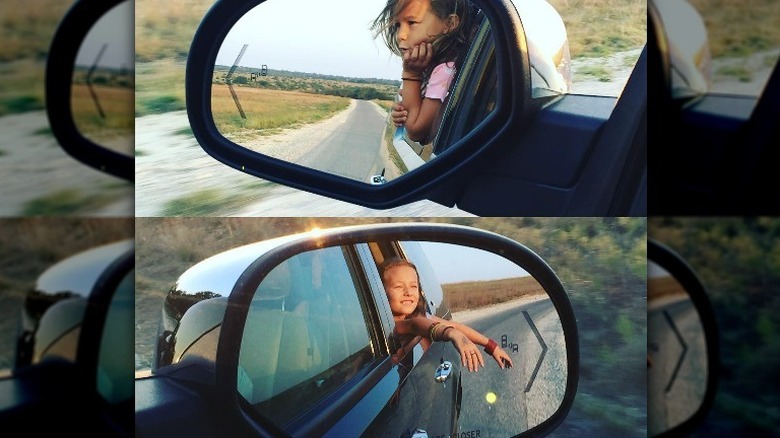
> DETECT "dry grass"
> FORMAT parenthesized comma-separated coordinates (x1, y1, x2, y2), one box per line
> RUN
(212, 85, 350, 134)
(688, 0, 780, 58)
(71, 84, 134, 141)
(547, 0, 646, 58)
(442, 275, 547, 312)
(647, 275, 687, 301)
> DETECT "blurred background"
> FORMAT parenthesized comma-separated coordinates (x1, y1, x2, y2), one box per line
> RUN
(649, 217, 780, 436)
(0, 0, 133, 216)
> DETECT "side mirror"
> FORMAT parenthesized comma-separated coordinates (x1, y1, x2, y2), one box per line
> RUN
(148, 223, 579, 437)
(648, 239, 719, 437)
(648, 0, 711, 99)
(45, 0, 134, 182)
(3, 237, 134, 434)
(186, 0, 567, 209)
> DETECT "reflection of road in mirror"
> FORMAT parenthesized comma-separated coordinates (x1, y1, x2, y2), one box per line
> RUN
(648, 287, 708, 436)
(229, 99, 388, 182)
(454, 295, 566, 436)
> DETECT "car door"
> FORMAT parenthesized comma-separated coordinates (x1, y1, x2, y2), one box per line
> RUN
(184, 0, 646, 216)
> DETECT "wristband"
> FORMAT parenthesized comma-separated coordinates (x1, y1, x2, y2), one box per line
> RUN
(484, 339, 498, 355)
(402, 77, 421, 82)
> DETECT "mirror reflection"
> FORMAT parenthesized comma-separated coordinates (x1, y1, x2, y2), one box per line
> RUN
(232, 241, 567, 437)
(71, 0, 133, 157)
(211, 0, 488, 185)
(647, 260, 708, 437)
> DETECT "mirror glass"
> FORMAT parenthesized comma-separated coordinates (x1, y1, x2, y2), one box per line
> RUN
(232, 241, 567, 437)
(211, 0, 491, 185)
(71, 0, 133, 157)
(647, 260, 709, 437)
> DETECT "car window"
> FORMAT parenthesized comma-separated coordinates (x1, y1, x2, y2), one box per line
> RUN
(434, 16, 496, 154)
(96, 269, 134, 404)
(237, 246, 376, 427)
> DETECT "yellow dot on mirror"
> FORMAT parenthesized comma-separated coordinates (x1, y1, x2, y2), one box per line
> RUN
(486, 392, 497, 404)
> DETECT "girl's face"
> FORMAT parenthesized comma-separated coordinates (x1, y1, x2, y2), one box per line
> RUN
(394, 0, 451, 51)
(383, 265, 420, 319)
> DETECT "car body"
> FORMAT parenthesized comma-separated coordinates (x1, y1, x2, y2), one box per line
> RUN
(135, 222, 579, 438)
(1, 238, 134, 435)
(186, 0, 646, 216)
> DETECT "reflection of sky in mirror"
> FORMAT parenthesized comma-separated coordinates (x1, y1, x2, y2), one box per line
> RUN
(75, 0, 133, 69)
(417, 242, 529, 284)
(215, 0, 401, 80)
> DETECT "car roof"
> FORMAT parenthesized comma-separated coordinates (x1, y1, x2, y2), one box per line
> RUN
(35, 239, 134, 298)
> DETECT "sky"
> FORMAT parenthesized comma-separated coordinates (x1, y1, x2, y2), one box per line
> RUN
(75, 0, 134, 70)
(416, 241, 530, 284)
(215, 0, 402, 80)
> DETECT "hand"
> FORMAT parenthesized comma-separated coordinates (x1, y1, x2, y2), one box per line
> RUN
(402, 42, 433, 77)
(446, 329, 484, 372)
(490, 346, 514, 369)
(391, 102, 407, 127)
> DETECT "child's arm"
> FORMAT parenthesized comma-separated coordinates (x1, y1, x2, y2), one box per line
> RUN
(430, 315, 515, 370)
(399, 43, 443, 143)
(394, 314, 514, 371)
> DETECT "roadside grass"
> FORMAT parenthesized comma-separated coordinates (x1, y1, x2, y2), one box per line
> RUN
(21, 189, 117, 216)
(442, 276, 546, 311)
(576, 65, 613, 82)
(71, 83, 134, 142)
(32, 126, 52, 137)
(211, 85, 350, 135)
(161, 189, 258, 216)
(547, 0, 646, 59)
(135, 59, 187, 116)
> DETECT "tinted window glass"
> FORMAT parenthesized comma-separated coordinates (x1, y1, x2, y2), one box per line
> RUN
(238, 246, 374, 427)
(96, 269, 134, 404)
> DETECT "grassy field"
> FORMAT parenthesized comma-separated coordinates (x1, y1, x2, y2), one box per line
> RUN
(71, 83, 134, 142)
(442, 275, 547, 311)
(212, 85, 351, 137)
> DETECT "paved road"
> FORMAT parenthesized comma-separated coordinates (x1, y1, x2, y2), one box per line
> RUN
(648, 295, 709, 436)
(296, 100, 387, 182)
(454, 297, 567, 437)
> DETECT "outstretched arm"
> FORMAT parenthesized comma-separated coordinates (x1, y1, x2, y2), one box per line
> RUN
(430, 315, 514, 370)
(394, 315, 514, 371)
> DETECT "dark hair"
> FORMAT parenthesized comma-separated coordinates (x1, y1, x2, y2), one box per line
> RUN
(371, 0, 479, 81)
(379, 257, 427, 317)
